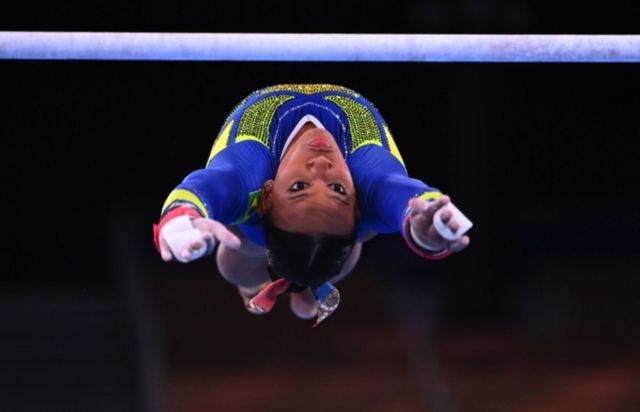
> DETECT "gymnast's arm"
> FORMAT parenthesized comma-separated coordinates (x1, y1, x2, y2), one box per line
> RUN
(153, 142, 273, 262)
(349, 144, 469, 259)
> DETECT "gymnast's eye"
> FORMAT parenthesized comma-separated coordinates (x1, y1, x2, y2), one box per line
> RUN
(331, 183, 346, 195)
(290, 181, 307, 191)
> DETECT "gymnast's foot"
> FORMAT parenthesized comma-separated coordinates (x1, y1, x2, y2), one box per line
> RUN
(289, 288, 319, 319)
(238, 282, 270, 315)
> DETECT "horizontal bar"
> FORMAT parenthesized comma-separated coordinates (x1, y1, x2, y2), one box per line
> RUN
(1, 32, 639, 62)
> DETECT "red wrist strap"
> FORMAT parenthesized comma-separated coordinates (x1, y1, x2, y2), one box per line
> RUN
(153, 206, 203, 253)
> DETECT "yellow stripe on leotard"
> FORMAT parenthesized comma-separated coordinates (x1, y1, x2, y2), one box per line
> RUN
(417, 191, 442, 202)
(161, 189, 209, 218)
(207, 120, 234, 165)
(383, 125, 405, 167)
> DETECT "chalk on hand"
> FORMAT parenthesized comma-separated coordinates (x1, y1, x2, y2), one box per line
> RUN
(434, 202, 473, 241)
(161, 215, 207, 263)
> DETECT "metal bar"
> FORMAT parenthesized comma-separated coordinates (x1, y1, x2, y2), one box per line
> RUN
(1, 32, 639, 62)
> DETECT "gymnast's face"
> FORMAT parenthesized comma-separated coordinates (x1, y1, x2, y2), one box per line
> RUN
(260, 125, 358, 235)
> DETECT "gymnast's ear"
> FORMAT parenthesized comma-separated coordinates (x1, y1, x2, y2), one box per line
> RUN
(258, 179, 274, 217)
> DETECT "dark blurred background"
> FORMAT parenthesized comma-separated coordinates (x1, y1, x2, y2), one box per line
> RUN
(1, 1, 639, 411)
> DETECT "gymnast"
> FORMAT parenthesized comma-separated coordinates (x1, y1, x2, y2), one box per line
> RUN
(153, 84, 471, 326)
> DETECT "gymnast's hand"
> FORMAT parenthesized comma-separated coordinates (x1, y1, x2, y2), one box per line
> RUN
(158, 217, 241, 262)
(407, 195, 470, 253)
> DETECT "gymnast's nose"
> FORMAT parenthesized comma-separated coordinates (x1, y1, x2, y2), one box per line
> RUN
(307, 155, 333, 172)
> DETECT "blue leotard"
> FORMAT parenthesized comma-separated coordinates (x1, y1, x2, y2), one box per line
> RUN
(160, 84, 442, 246)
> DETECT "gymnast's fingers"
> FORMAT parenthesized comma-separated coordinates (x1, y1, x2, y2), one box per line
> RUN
(159, 234, 174, 262)
(212, 223, 242, 249)
(180, 248, 193, 261)
(189, 237, 206, 252)
(446, 217, 460, 233)
(449, 235, 470, 252)
(194, 218, 241, 249)
(409, 195, 450, 217)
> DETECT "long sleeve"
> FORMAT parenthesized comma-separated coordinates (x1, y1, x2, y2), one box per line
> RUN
(159, 141, 275, 225)
(349, 144, 442, 236)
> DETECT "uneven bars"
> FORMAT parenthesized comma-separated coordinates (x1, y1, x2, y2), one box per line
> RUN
(0, 32, 638, 62)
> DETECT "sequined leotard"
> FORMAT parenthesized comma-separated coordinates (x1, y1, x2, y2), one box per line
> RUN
(159, 84, 442, 246)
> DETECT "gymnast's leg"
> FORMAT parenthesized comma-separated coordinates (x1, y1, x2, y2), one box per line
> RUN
(217, 229, 365, 318)
(215, 227, 270, 312)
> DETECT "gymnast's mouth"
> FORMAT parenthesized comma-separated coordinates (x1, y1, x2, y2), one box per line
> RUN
(307, 137, 333, 151)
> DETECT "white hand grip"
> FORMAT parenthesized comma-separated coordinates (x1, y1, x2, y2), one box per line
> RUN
(161, 215, 207, 262)
(433, 202, 473, 241)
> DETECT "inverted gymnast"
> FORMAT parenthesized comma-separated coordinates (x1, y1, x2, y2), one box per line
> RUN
(153, 84, 471, 326)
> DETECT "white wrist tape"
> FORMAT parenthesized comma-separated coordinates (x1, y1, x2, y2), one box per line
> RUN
(161, 215, 207, 263)
(433, 202, 473, 241)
